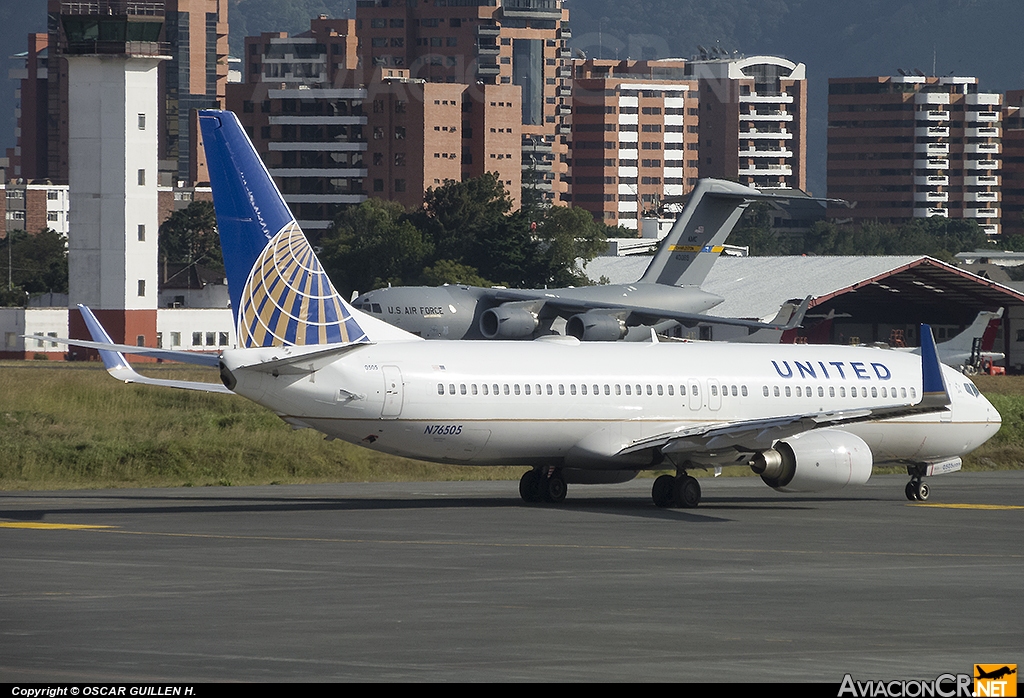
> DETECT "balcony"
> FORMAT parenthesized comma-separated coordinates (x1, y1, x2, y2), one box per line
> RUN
(967, 208, 999, 218)
(917, 111, 950, 122)
(737, 164, 792, 176)
(501, 0, 563, 18)
(968, 126, 1000, 138)
(476, 24, 500, 36)
(738, 92, 794, 104)
(915, 142, 949, 155)
(922, 159, 949, 169)
(980, 223, 1000, 236)
(477, 43, 499, 55)
(966, 111, 1000, 122)
(914, 175, 948, 186)
(973, 159, 999, 170)
(742, 111, 793, 122)
(738, 148, 794, 158)
(965, 143, 1000, 154)
(915, 126, 949, 138)
(914, 191, 948, 202)
(743, 129, 793, 139)
(964, 175, 999, 186)
(965, 191, 999, 202)
(913, 207, 948, 218)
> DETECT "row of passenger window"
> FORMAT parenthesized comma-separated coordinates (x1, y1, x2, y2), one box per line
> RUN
(436, 382, 748, 397)
(435, 381, 916, 402)
(764, 384, 916, 400)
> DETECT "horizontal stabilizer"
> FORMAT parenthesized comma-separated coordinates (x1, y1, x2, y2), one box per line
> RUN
(52, 305, 234, 394)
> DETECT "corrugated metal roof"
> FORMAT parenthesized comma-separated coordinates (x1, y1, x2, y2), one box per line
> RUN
(583, 255, 1024, 322)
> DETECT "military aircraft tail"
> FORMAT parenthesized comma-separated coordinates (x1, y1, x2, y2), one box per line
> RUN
(639, 180, 830, 289)
(198, 110, 412, 347)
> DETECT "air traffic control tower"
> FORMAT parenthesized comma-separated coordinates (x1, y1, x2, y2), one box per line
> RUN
(59, 1, 169, 352)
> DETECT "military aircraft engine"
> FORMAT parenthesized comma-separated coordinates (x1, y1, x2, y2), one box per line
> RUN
(750, 429, 872, 492)
(479, 306, 539, 339)
(565, 312, 628, 341)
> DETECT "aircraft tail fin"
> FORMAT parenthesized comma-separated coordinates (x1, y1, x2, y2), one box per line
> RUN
(939, 308, 1004, 354)
(640, 180, 828, 288)
(199, 110, 409, 348)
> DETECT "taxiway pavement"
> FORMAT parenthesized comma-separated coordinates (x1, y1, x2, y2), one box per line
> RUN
(1, 472, 1022, 682)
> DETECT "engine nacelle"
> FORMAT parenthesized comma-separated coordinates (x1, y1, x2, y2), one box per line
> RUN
(479, 305, 539, 339)
(750, 429, 872, 492)
(565, 312, 628, 341)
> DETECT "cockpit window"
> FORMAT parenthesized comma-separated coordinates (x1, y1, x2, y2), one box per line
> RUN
(964, 382, 981, 398)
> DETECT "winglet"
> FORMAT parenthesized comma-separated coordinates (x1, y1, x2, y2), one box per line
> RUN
(920, 323, 951, 406)
(78, 305, 133, 373)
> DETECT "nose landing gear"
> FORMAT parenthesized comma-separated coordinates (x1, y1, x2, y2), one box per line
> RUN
(905, 477, 930, 501)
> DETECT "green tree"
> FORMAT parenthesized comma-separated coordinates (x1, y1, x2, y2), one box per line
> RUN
(159, 200, 223, 273)
(529, 205, 609, 287)
(412, 173, 514, 262)
(420, 259, 491, 287)
(320, 198, 434, 297)
(0, 229, 69, 305)
(730, 202, 790, 255)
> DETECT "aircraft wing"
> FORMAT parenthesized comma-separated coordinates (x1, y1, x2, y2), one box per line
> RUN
(487, 288, 811, 332)
(617, 324, 951, 462)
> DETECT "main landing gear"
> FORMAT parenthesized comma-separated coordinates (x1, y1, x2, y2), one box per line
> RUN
(519, 468, 567, 504)
(652, 472, 702, 508)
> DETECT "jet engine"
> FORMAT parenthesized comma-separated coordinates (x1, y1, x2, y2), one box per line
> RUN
(565, 311, 628, 341)
(479, 305, 539, 339)
(750, 429, 872, 492)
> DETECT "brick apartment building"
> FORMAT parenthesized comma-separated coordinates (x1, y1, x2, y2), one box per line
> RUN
(229, 16, 522, 233)
(568, 55, 807, 231)
(354, 0, 571, 205)
(827, 75, 1002, 235)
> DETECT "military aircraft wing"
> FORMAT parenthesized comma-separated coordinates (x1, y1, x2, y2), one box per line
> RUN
(485, 288, 811, 332)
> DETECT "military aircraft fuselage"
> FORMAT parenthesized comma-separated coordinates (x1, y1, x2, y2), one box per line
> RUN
(353, 283, 725, 339)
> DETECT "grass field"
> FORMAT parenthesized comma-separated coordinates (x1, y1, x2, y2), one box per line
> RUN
(1, 361, 1021, 490)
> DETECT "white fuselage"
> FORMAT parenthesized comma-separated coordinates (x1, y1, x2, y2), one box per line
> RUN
(220, 338, 1001, 471)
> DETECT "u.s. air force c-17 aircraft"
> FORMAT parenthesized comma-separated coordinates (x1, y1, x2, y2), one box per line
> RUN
(350, 178, 812, 341)
(60, 110, 1000, 508)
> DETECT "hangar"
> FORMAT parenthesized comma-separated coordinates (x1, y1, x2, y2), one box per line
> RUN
(584, 255, 1024, 372)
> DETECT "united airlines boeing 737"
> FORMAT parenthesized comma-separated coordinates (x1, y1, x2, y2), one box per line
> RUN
(59, 110, 1000, 508)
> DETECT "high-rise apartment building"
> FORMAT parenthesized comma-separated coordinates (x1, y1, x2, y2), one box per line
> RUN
(6, 33, 50, 180)
(569, 59, 698, 229)
(567, 56, 806, 230)
(689, 56, 807, 192)
(827, 75, 1002, 235)
(229, 18, 367, 232)
(1001, 90, 1024, 239)
(17, 0, 228, 186)
(356, 0, 571, 204)
(229, 16, 522, 232)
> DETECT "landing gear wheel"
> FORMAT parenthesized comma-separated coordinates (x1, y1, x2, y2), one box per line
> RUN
(914, 480, 930, 501)
(519, 470, 541, 503)
(905, 481, 918, 501)
(542, 472, 567, 503)
(674, 475, 702, 508)
(652, 475, 675, 508)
